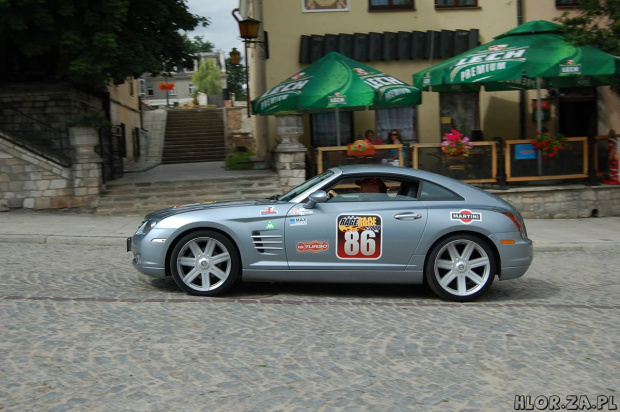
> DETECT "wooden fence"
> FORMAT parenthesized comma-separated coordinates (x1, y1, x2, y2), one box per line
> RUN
(314, 132, 613, 185)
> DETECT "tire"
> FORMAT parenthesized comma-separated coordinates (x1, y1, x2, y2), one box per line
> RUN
(425, 234, 496, 302)
(169, 230, 240, 296)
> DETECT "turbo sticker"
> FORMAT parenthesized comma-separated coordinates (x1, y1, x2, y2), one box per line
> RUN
(450, 210, 482, 224)
(296, 241, 329, 253)
(336, 214, 382, 259)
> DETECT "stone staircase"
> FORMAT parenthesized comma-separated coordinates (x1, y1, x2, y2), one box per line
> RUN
(97, 175, 282, 216)
(162, 109, 226, 164)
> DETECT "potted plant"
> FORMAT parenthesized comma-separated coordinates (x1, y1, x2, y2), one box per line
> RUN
(531, 131, 566, 159)
(442, 129, 474, 157)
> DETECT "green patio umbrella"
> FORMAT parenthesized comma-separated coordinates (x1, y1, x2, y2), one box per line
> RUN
(252, 52, 422, 145)
(413, 20, 620, 93)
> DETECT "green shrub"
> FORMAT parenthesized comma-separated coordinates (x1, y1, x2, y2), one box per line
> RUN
(226, 148, 254, 170)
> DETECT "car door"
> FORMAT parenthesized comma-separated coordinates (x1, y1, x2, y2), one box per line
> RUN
(284, 178, 428, 271)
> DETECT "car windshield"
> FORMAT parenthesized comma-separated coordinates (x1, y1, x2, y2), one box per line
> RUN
(278, 170, 335, 202)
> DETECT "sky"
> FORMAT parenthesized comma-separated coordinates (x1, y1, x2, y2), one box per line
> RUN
(185, 0, 245, 55)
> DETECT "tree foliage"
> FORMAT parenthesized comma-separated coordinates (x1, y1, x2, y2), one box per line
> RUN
(556, 0, 620, 94)
(0, 0, 209, 88)
(185, 35, 215, 53)
(226, 57, 246, 101)
(192, 58, 222, 95)
(555, 0, 620, 56)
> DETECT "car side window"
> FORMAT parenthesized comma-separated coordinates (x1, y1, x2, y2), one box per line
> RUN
(419, 180, 462, 201)
(325, 177, 420, 202)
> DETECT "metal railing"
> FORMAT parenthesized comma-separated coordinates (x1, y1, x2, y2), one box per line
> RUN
(0, 106, 71, 166)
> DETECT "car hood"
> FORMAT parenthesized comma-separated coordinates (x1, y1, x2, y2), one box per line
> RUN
(144, 199, 286, 220)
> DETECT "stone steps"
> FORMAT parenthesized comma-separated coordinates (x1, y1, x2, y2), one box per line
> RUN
(97, 176, 281, 216)
(162, 109, 226, 164)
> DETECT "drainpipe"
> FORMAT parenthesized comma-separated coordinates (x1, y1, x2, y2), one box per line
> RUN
(517, 0, 526, 139)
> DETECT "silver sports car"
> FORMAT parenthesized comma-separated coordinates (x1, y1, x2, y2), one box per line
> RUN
(128, 165, 533, 301)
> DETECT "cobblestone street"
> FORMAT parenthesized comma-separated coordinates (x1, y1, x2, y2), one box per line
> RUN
(1, 244, 619, 411)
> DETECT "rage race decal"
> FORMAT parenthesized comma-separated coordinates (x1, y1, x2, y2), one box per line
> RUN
(336, 215, 382, 259)
(296, 241, 329, 253)
(450, 210, 482, 224)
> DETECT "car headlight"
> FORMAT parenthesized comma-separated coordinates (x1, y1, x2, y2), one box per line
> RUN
(140, 218, 161, 235)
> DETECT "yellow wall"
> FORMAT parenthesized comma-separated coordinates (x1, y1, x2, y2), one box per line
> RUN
(108, 79, 142, 160)
(252, 0, 619, 153)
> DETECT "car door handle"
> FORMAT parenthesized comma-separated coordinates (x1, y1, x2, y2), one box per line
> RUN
(394, 213, 423, 220)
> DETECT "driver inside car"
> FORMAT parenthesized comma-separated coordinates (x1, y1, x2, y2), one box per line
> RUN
(356, 177, 387, 193)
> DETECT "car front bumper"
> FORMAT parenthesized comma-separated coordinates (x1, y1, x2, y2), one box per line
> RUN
(127, 228, 175, 279)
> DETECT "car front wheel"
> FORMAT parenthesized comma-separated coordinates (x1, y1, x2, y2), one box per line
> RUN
(169, 230, 239, 296)
(425, 234, 496, 302)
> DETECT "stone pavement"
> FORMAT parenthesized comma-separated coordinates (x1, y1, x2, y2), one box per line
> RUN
(1, 242, 618, 411)
(0, 208, 618, 251)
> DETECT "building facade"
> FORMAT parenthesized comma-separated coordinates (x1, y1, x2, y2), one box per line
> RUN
(243, 0, 619, 159)
(141, 51, 229, 108)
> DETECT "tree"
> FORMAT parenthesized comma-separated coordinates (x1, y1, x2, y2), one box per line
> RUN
(555, 0, 620, 56)
(185, 35, 215, 53)
(0, 0, 209, 88)
(555, 0, 620, 94)
(226, 57, 246, 100)
(192, 58, 222, 95)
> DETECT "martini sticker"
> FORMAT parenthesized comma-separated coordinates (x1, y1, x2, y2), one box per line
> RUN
(450, 210, 482, 224)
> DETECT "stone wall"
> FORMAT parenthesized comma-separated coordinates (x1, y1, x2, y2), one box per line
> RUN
(226, 107, 256, 152)
(124, 108, 166, 172)
(0, 128, 102, 211)
(490, 184, 620, 219)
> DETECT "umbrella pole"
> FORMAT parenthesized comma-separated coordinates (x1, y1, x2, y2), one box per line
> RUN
(536, 77, 543, 176)
(335, 106, 341, 146)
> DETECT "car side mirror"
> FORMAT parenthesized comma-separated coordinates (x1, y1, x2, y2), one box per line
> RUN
(304, 190, 328, 209)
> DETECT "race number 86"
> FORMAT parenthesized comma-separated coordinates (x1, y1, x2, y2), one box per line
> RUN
(337, 215, 382, 259)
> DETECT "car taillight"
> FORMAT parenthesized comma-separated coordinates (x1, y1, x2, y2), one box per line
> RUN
(503, 212, 526, 238)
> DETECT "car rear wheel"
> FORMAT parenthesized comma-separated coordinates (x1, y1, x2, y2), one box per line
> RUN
(169, 230, 239, 296)
(425, 234, 496, 302)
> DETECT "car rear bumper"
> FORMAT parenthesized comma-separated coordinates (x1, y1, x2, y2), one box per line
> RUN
(489, 233, 533, 280)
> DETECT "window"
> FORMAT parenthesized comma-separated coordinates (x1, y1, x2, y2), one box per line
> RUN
(376, 107, 417, 143)
(189, 84, 195, 95)
(435, 0, 477, 8)
(147, 86, 154, 97)
(325, 177, 421, 202)
(419, 181, 462, 201)
(310, 112, 353, 146)
(368, 0, 414, 11)
(555, 0, 579, 7)
(168, 89, 176, 96)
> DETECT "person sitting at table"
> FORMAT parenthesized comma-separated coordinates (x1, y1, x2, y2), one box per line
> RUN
(364, 130, 384, 145)
(385, 129, 405, 166)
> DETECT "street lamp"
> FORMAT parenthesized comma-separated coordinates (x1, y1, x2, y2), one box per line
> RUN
(232, 8, 269, 116)
(230, 48, 241, 66)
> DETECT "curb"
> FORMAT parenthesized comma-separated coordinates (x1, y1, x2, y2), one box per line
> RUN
(0, 235, 127, 247)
